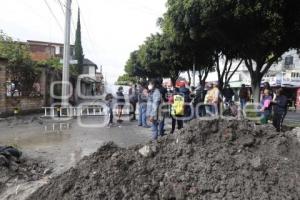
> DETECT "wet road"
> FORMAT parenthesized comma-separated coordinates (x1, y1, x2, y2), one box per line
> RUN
(285, 111, 300, 127)
(0, 115, 152, 175)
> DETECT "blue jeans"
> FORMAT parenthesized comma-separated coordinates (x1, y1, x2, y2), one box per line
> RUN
(151, 119, 164, 140)
(159, 116, 165, 135)
(240, 98, 247, 110)
(138, 103, 147, 126)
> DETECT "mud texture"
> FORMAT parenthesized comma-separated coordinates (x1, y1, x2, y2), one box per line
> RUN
(28, 119, 300, 200)
(0, 151, 50, 195)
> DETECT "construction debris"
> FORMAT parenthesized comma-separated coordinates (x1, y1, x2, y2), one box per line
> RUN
(28, 119, 300, 200)
(0, 146, 50, 195)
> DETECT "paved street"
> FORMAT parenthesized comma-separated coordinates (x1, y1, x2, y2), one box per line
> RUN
(285, 111, 300, 127)
(0, 115, 152, 175)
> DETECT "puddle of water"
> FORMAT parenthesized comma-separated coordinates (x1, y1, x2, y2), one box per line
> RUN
(0, 116, 151, 200)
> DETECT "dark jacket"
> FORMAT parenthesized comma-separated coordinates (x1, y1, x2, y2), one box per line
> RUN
(116, 91, 125, 104)
(129, 87, 138, 103)
(223, 87, 235, 101)
(239, 87, 249, 100)
(179, 87, 191, 103)
(159, 87, 168, 103)
(194, 86, 206, 105)
(273, 95, 288, 114)
(138, 86, 148, 104)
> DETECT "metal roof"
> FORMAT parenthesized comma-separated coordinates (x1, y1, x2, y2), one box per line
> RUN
(83, 58, 97, 68)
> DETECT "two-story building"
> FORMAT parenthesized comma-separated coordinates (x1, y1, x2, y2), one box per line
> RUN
(27, 40, 75, 61)
(80, 58, 100, 97)
(27, 40, 104, 103)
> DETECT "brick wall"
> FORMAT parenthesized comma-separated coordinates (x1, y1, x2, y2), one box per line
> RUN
(0, 59, 44, 116)
(5, 96, 44, 113)
(29, 44, 54, 61)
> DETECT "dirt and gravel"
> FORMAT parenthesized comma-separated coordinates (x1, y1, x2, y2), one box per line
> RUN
(28, 118, 300, 200)
(0, 148, 51, 198)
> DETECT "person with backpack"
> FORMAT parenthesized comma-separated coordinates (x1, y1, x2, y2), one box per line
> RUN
(147, 79, 163, 140)
(260, 89, 273, 124)
(116, 86, 125, 123)
(138, 81, 150, 128)
(169, 87, 184, 134)
(272, 88, 288, 132)
(129, 84, 138, 121)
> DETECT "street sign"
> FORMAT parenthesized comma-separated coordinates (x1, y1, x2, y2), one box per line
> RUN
(60, 59, 78, 64)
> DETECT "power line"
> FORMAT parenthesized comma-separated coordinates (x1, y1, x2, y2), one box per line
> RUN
(43, 0, 64, 32)
(57, 0, 65, 14)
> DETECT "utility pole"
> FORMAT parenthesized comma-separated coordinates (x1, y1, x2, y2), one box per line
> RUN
(62, 0, 72, 106)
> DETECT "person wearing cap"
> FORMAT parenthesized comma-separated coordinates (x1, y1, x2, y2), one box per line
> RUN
(116, 86, 125, 123)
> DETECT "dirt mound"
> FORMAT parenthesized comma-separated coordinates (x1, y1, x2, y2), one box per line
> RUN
(28, 119, 300, 200)
(0, 148, 51, 195)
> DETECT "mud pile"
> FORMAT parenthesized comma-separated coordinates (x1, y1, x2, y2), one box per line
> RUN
(29, 119, 300, 200)
(0, 147, 50, 195)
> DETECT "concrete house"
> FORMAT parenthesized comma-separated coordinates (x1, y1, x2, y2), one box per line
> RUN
(79, 58, 104, 97)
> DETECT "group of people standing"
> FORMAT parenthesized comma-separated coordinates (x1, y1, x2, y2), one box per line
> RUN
(105, 80, 289, 140)
(104, 78, 192, 139)
(260, 82, 288, 132)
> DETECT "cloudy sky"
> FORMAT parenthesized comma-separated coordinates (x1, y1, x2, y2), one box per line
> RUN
(0, 0, 166, 83)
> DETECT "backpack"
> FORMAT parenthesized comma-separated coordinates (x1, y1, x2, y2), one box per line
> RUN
(130, 88, 138, 103)
(171, 94, 185, 116)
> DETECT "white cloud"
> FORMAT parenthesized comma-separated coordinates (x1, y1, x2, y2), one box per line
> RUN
(0, 0, 166, 83)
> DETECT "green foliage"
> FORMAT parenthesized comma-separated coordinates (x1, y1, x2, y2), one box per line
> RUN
(163, 0, 300, 100)
(38, 57, 62, 70)
(125, 50, 141, 76)
(0, 30, 30, 63)
(123, 0, 300, 92)
(116, 73, 137, 85)
(0, 30, 43, 96)
(74, 8, 84, 74)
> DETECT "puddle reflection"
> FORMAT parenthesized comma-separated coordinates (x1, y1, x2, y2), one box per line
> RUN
(44, 123, 71, 133)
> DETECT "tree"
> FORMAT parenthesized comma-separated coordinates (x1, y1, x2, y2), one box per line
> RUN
(215, 56, 243, 90)
(74, 8, 84, 74)
(162, 0, 216, 86)
(124, 50, 146, 77)
(116, 73, 137, 85)
(197, 0, 300, 102)
(0, 30, 41, 96)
